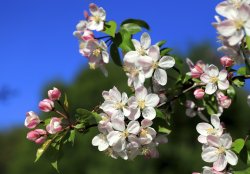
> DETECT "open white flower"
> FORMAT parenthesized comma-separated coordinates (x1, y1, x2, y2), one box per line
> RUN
(138, 119, 157, 145)
(200, 65, 229, 95)
(92, 133, 109, 151)
(138, 45, 175, 86)
(100, 86, 130, 118)
(196, 116, 223, 144)
(87, 3, 106, 31)
(202, 134, 238, 171)
(215, 3, 250, 45)
(128, 86, 160, 120)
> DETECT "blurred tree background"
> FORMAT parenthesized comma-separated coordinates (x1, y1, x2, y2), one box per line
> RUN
(0, 43, 250, 174)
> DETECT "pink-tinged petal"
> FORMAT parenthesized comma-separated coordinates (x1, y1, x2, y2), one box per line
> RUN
(202, 146, 219, 162)
(135, 86, 147, 100)
(238, 4, 250, 21)
(145, 94, 160, 107)
(148, 45, 160, 61)
(213, 155, 227, 172)
(89, 3, 98, 16)
(205, 83, 217, 95)
(111, 115, 125, 131)
(158, 56, 175, 69)
(123, 106, 131, 117)
(228, 30, 244, 46)
(200, 73, 210, 83)
(144, 68, 154, 78)
(207, 135, 220, 147)
(141, 119, 153, 128)
(154, 68, 167, 86)
(127, 121, 140, 135)
(121, 92, 128, 104)
(225, 150, 238, 165)
(110, 86, 121, 102)
(140, 32, 151, 49)
(217, 20, 237, 37)
(138, 72, 145, 84)
(146, 127, 157, 138)
(128, 96, 138, 109)
(208, 65, 219, 77)
(142, 107, 156, 120)
(132, 39, 141, 51)
(138, 55, 153, 68)
(127, 108, 140, 121)
(198, 135, 208, 144)
(124, 51, 140, 63)
(196, 123, 213, 136)
(98, 7, 106, 21)
(112, 138, 126, 152)
(218, 80, 229, 90)
(218, 70, 228, 81)
(107, 131, 121, 146)
(211, 116, 220, 129)
(215, 2, 230, 18)
(220, 133, 232, 149)
(102, 51, 109, 63)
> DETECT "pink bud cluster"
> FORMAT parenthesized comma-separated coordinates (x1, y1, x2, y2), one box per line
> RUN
(25, 87, 63, 144)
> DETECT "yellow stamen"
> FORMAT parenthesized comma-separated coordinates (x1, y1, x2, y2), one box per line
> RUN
(138, 100, 145, 109)
(93, 48, 101, 57)
(217, 146, 226, 154)
(210, 76, 218, 83)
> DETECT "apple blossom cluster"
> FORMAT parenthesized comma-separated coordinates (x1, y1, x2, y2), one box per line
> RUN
(25, 87, 64, 144)
(92, 86, 168, 160)
(195, 115, 238, 173)
(213, 0, 250, 63)
(123, 33, 175, 89)
(73, 3, 109, 76)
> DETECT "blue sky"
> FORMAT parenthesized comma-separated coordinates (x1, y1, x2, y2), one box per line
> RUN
(0, 0, 224, 130)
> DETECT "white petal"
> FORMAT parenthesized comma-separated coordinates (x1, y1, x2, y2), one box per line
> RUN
(213, 155, 227, 172)
(202, 146, 219, 162)
(142, 107, 156, 120)
(228, 30, 244, 46)
(127, 108, 140, 121)
(128, 96, 138, 108)
(198, 135, 208, 144)
(123, 106, 131, 117)
(154, 68, 167, 86)
(92, 134, 104, 146)
(145, 94, 160, 107)
(98, 141, 109, 151)
(141, 119, 153, 128)
(208, 65, 219, 77)
(196, 123, 213, 136)
(218, 80, 229, 90)
(138, 55, 153, 68)
(132, 39, 141, 51)
(135, 86, 147, 100)
(217, 20, 237, 37)
(148, 45, 160, 61)
(124, 51, 140, 63)
(205, 83, 217, 95)
(158, 56, 175, 69)
(98, 7, 106, 21)
(207, 135, 220, 147)
(220, 133, 232, 149)
(102, 51, 109, 63)
(107, 131, 121, 146)
(127, 121, 140, 134)
(112, 138, 126, 152)
(225, 150, 238, 166)
(89, 3, 98, 16)
(200, 73, 210, 83)
(211, 115, 220, 129)
(110, 87, 121, 102)
(111, 115, 125, 131)
(218, 70, 227, 81)
(121, 92, 128, 104)
(140, 32, 151, 49)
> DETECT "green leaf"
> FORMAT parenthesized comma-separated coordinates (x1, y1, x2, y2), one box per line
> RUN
(64, 94, 69, 111)
(110, 43, 122, 66)
(234, 167, 250, 174)
(44, 118, 51, 125)
(238, 67, 247, 75)
(92, 112, 102, 123)
(182, 74, 191, 84)
(160, 48, 172, 56)
(75, 108, 101, 124)
(158, 126, 171, 135)
(103, 21, 117, 37)
(155, 109, 166, 120)
(68, 130, 76, 146)
(114, 29, 135, 53)
(233, 77, 245, 88)
(74, 123, 85, 129)
(227, 86, 236, 99)
(121, 19, 150, 30)
(232, 139, 245, 154)
(246, 35, 250, 50)
(121, 23, 142, 34)
(51, 161, 60, 173)
(35, 139, 52, 162)
(156, 40, 167, 48)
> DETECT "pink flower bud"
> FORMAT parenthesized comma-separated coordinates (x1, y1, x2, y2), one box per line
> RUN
(216, 92, 232, 108)
(220, 56, 234, 67)
(39, 99, 54, 112)
(26, 129, 47, 144)
(24, 111, 40, 129)
(82, 30, 94, 41)
(194, 88, 205, 100)
(46, 117, 63, 134)
(190, 65, 204, 78)
(48, 87, 61, 101)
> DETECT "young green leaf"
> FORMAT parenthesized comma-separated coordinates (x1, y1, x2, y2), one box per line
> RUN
(121, 19, 150, 30)
(227, 86, 236, 99)
(64, 94, 69, 111)
(233, 77, 245, 88)
(121, 23, 142, 34)
(114, 29, 135, 53)
(246, 35, 250, 50)
(160, 48, 172, 56)
(237, 67, 246, 75)
(35, 139, 52, 162)
(103, 21, 117, 37)
(51, 161, 60, 173)
(232, 138, 245, 154)
(158, 126, 171, 135)
(156, 40, 167, 48)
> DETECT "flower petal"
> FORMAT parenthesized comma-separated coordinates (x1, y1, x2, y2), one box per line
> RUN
(127, 121, 140, 135)
(220, 133, 232, 149)
(200, 73, 210, 83)
(208, 65, 219, 77)
(211, 115, 220, 129)
(145, 94, 160, 107)
(140, 32, 151, 49)
(201, 146, 219, 162)
(158, 56, 175, 69)
(218, 70, 227, 81)
(148, 45, 160, 61)
(142, 107, 156, 120)
(102, 51, 109, 63)
(205, 83, 217, 95)
(225, 150, 238, 166)
(216, 20, 237, 37)
(228, 30, 244, 46)
(218, 80, 229, 90)
(213, 154, 227, 172)
(154, 68, 167, 86)
(196, 123, 213, 136)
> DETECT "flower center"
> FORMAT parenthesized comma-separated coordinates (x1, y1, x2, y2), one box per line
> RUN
(115, 102, 124, 109)
(94, 16, 102, 23)
(138, 47, 146, 56)
(217, 146, 226, 154)
(152, 61, 159, 69)
(206, 128, 216, 135)
(234, 19, 244, 30)
(122, 130, 129, 137)
(138, 100, 146, 109)
(140, 129, 148, 137)
(93, 48, 101, 57)
(210, 76, 218, 83)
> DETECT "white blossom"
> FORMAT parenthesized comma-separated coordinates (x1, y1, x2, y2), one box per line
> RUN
(87, 3, 106, 31)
